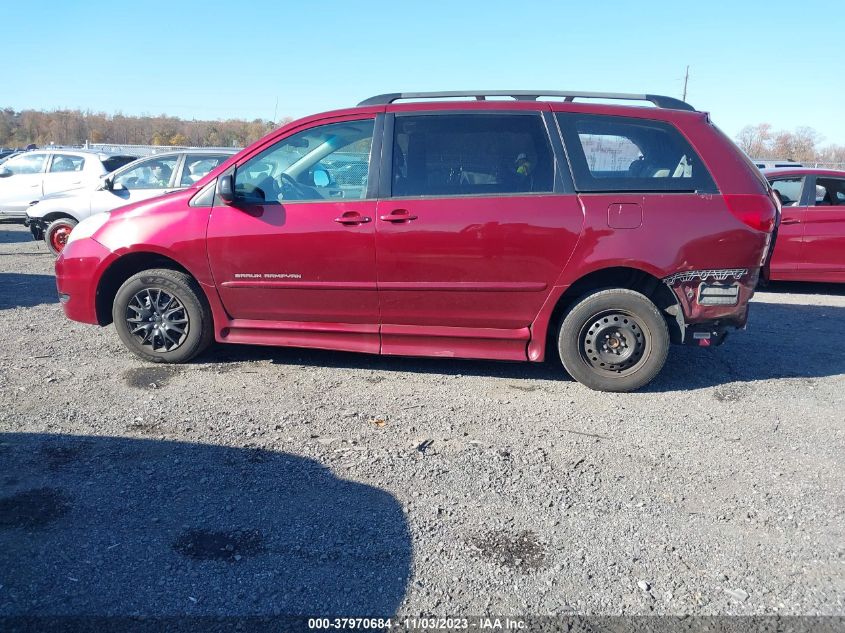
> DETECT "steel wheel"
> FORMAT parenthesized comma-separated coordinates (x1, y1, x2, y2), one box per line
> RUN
(45, 218, 78, 256)
(558, 288, 669, 392)
(578, 310, 649, 376)
(50, 225, 72, 251)
(125, 288, 190, 352)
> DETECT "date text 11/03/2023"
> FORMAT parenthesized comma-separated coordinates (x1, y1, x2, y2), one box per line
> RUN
(307, 617, 527, 630)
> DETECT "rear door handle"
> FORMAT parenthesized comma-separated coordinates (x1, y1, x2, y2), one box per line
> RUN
(334, 212, 371, 226)
(780, 218, 801, 225)
(379, 209, 418, 223)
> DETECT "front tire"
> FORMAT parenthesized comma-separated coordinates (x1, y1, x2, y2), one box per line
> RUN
(112, 269, 214, 363)
(45, 217, 78, 256)
(558, 289, 669, 392)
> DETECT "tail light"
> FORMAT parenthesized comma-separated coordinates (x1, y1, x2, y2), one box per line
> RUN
(723, 194, 777, 232)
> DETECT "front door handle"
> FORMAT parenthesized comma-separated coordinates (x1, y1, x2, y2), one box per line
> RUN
(780, 218, 801, 225)
(379, 209, 418, 223)
(334, 212, 371, 226)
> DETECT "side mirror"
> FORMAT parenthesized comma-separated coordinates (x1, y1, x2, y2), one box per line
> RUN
(0, 167, 12, 178)
(312, 169, 330, 188)
(112, 181, 126, 192)
(216, 174, 235, 204)
(101, 175, 114, 191)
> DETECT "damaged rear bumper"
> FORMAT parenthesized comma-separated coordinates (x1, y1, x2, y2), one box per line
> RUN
(662, 268, 759, 346)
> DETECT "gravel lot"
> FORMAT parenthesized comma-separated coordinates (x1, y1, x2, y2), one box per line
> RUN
(0, 222, 843, 620)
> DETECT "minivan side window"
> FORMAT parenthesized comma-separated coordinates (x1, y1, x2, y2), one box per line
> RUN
(235, 119, 374, 203)
(392, 114, 554, 197)
(769, 177, 804, 206)
(556, 113, 716, 193)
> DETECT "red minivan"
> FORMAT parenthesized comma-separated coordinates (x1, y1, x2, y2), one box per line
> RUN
(55, 91, 777, 391)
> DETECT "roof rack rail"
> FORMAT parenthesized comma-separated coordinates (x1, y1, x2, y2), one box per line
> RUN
(358, 91, 696, 111)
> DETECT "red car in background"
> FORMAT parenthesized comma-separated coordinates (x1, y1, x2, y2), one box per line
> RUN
(766, 168, 845, 283)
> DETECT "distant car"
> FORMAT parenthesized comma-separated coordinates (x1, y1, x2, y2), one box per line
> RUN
(753, 158, 803, 170)
(766, 167, 845, 282)
(0, 150, 137, 223)
(0, 151, 23, 167)
(26, 149, 236, 254)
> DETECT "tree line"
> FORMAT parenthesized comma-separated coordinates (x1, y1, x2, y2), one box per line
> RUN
(3, 107, 844, 165)
(735, 123, 845, 164)
(0, 107, 293, 149)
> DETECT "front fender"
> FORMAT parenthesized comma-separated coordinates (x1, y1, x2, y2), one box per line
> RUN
(94, 196, 214, 288)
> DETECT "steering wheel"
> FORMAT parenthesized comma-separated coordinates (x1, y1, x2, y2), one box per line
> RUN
(278, 172, 308, 200)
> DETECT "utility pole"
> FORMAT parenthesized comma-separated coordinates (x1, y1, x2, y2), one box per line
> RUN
(682, 65, 690, 102)
(273, 97, 278, 124)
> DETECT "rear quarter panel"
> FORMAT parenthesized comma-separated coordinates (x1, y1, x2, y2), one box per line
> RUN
(558, 193, 767, 284)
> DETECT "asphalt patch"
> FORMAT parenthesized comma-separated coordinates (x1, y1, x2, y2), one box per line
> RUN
(470, 529, 547, 571)
(0, 487, 71, 529)
(173, 528, 265, 562)
(124, 366, 181, 390)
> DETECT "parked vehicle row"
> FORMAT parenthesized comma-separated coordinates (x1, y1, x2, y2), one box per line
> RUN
(55, 90, 781, 392)
(0, 149, 136, 222)
(25, 149, 235, 254)
(753, 158, 803, 170)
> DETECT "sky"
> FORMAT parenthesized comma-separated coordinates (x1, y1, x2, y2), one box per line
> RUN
(5, 1, 844, 145)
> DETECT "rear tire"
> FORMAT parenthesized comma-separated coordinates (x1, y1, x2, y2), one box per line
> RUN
(45, 217, 78, 256)
(112, 268, 214, 364)
(558, 288, 669, 392)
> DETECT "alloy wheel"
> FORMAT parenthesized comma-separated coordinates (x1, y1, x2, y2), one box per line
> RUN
(125, 288, 190, 352)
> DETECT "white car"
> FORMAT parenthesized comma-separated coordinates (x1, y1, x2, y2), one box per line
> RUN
(0, 150, 136, 222)
(752, 158, 803, 170)
(26, 149, 235, 254)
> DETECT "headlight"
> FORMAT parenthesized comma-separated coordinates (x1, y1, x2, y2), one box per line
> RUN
(65, 213, 110, 246)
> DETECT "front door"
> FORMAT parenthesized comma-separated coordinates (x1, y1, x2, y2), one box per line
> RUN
(206, 116, 381, 353)
(375, 111, 582, 360)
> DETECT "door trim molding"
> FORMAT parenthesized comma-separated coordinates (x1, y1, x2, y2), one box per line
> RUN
(221, 280, 378, 290)
(378, 281, 546, 292)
